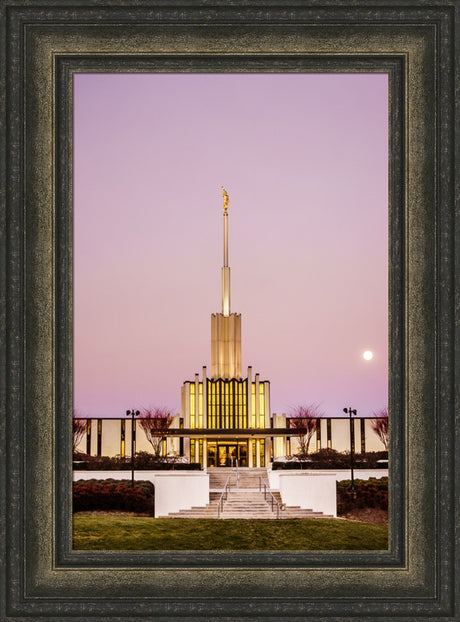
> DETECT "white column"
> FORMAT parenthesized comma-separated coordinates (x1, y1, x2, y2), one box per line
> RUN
(203, 439, 207, 469)
(256, 439, 261, 467)
(194, 373, 199, 428)
(265, 437, 271, 466)
(184, 437, 190, 461)
(248, 439, 253, 467)
(182, 384, 189, 428)
(264, 381, 271, 428)
(90, 419, 97, 455)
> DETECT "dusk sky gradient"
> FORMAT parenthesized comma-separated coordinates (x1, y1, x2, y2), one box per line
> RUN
(74, 72, 388, 419)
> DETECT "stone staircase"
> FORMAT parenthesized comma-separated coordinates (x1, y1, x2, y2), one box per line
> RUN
(219, 490, 277, 519)
(209, 467, 268, 491)
(166, 468, 333, 519)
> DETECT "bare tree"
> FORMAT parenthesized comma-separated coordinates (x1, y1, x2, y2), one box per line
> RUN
(371, 408, 389, 450)
(289, 404, 323, 458)
(138, 408, 173, 458)
(73, 413, 87, 455)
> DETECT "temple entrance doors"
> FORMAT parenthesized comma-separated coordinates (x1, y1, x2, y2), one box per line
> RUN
(207, 441, 248, 467)
(218, 444, 236, 467)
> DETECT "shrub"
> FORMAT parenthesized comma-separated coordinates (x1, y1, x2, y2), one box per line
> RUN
(171, 462, 201, 470)
(337, 477, 388, 513)
(272, 461, 312, 470)
(73, 456, 131, 471)
(308, 449, 351, 469)
(133, 451, 168, 470)
(73, 479, 154, 514)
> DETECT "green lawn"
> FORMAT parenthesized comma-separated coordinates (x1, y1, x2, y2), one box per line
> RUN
(73, 516, 388, 550)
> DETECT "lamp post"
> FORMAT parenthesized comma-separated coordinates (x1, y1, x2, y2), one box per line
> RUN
(126, 409, 140, 487)
(343, 407, 357, 493)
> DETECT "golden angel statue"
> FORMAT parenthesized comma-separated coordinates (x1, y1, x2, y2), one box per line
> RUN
(221, 186, 229, 212)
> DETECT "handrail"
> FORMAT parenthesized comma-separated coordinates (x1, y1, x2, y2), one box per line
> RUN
(259, 476, 281, 519)
(230, 457, 240, 485)
(217, 474, 232, 519)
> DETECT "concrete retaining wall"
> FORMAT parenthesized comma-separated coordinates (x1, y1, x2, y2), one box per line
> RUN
(73, 470, 210, 517)
(269, 471, 338, 517)
(268, 469, 388, 518)
(73, 468, 387, 518)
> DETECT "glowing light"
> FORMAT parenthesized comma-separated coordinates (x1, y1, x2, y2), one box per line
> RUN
(363, 350, 374, 361)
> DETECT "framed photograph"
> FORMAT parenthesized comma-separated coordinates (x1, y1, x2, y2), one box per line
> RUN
(72, 70, 390, 533)
(1, 1, 457, 620)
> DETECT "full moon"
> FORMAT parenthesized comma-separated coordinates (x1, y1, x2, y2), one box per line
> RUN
(363, 350, 374, 361)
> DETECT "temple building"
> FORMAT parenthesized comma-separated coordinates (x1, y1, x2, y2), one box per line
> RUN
(179, 187, 271, 468)
(75, 189, 387, 464)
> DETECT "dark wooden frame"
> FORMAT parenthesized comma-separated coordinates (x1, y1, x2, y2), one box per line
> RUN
(1, 1, 457, 619)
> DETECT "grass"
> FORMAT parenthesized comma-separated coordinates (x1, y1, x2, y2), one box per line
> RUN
(73, 516, 388, 551)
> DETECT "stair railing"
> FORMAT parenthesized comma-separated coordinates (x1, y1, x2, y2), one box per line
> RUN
(259, 476, 281, 519)
(217, 474, 232, 519)
(230, 457, 240, 486)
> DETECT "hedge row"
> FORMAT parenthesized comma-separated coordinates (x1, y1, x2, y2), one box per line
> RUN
(73, 479, 154, 514)
(272, 450, 388, 470)
(73, 451, 202, 471)
(273, 462, 314, 470)
(337, 477, 388, 512)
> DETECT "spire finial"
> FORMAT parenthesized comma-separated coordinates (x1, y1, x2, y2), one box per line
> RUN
(221, 186, 229, 213)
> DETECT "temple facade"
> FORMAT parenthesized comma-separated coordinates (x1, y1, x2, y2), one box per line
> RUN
(76, 415, 385, 463)
(180, 366, 270, 467)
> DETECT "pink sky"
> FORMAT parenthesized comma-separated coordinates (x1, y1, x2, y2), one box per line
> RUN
(73, 73, 388, 419)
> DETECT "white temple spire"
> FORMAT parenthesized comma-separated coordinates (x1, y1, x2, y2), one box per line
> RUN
(211, 187, 241, 379)
(221, 186, 230, 316)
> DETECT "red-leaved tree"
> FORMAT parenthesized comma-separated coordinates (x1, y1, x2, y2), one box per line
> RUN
(138, 408, 173, 458)
(72, 412, 87, 455)
(371, 408, 389, 450)
(289, 403, 323, 458)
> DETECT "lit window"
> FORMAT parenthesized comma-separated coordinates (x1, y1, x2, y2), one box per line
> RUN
(198, 439, 203, 466)
(259, 384, 265, 427)
(190, 383, 195, 428)
(97, 419, 102, 456)
(316, 419, 321, 451)
(190, 439, 196, 463)
(190, 384, 195, 414)
(86, 420, 91, 454)
(120, 420, 126, 458)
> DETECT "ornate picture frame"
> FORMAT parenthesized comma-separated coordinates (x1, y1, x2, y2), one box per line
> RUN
(1, 1, 457, 619)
